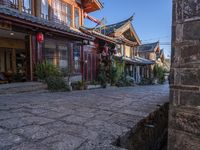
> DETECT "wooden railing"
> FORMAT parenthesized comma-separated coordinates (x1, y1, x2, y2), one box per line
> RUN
(0, 0, 18, 9)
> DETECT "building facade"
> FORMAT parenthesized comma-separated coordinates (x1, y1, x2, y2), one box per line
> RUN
(0, 0, 102, 83)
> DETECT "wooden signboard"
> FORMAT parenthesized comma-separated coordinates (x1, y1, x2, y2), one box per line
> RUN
(0, 20, 12, 30)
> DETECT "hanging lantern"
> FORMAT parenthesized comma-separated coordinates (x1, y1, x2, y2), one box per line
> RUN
(36, 32, 44, 43)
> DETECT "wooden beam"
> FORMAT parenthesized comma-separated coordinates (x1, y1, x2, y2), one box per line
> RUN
(0, 37, 25, 49)
(0, 14, 92, 40)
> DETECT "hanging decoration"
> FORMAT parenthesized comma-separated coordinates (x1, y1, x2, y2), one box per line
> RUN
(36, 32, 44, 43)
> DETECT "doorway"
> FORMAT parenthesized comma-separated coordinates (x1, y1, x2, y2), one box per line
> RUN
(0, 29, 28, 82)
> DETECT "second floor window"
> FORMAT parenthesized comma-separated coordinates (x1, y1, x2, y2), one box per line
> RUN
(41, 0, 48, 19)
(74, 8, 79, 28)
(67, 4, 72, 26)
(52, 0, 72, 26)
(22, 0, 31, 14)
(52, 0, 61, 22)
(61, 3, 72, 27)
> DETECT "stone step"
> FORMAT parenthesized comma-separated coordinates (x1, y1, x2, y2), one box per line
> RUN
(0, 82, 47, 94)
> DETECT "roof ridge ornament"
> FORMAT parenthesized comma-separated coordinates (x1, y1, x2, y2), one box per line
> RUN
(129, 14, 135, 22)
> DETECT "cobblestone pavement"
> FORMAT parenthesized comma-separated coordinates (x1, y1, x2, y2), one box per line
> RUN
(0, 84, 169, 150)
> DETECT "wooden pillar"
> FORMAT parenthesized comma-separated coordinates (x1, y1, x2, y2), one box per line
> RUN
(11, 48, 16, 73)
(31, 35, 37, 81)
(72, 6, 75, 28)
(25, 35, 31, 81)
(81, 44, 84, 81)
(29, 35, 33, 81)
(81, 8, 84, 26)
(35, 0, 41, 17)
(70, 43, 74, 74)
(18, 0, 22, 12)
(31, 0, 35, 16)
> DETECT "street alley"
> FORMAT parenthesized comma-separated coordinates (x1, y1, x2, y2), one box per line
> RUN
(0, 84, 169, 150)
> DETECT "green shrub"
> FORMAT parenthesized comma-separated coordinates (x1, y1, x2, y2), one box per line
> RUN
(97, 64, 107, 88)
(90, 80, 98, 85)
(35, 60, 60, 81)
(139, 78, 154, 85)
(71, 81, 87, 90)
(45, 76, 69, 92)
(109, 65, 118, 85)
(116, 74, 134, 87)
(153, 64, 165, 84)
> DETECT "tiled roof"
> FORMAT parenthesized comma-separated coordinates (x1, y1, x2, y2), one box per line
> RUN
(134, 56, 155, 65)
(80, 27, 117, 43)
(137, 42, 159, 52)
(115, 56, 155, 65)
(0, 5, 93, 40)
(97, 0, 104, 7)
(97, 16, 134, 35)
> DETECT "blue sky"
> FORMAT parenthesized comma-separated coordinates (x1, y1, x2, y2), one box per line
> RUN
(85, 0, 172, 58)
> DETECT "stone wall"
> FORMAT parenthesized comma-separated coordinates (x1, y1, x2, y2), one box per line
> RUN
(115, 103, 169, 150)
(169, 0, 200, 149)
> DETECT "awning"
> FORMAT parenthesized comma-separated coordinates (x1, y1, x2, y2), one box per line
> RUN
(114, 55, 155, 65)
(0, 5, 93, 40)
(80, 27, 117, 44)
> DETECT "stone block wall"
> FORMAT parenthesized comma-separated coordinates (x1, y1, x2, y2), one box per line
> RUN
(115, 103, 169, 150)
(169, 0, 200, 149)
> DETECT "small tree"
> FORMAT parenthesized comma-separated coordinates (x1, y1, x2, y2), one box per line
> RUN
(97, 64, 107, 88)
(153, 64, 165, 84)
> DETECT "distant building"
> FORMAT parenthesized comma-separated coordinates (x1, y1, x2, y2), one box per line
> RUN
(137, 41, 165, 79)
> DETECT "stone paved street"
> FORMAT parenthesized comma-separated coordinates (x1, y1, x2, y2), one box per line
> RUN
(0, 84, 169, 150)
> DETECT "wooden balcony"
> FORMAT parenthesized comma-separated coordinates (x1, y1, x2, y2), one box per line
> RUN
(0, 0, 18, 9)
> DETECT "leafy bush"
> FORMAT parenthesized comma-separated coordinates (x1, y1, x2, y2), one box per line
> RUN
(45, 76, 69, 92)
(35, 61, 71, 92)
(71, 81, 87, 90)
(139, 78, 154, 85)
(97, 64, 107, 88)
(90, 80, 99, 85)
(35, 60, 60, 81)
(116, 74, 134, 87)
(109, 65, 118, 85)
(153, 64, 165, 84)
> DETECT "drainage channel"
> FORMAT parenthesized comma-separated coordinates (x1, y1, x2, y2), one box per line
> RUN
(113, 103, 169, 150)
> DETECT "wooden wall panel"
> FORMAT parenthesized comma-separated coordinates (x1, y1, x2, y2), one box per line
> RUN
(0, 38, 25, 49)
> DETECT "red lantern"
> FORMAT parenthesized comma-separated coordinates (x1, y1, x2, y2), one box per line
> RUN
(36, 33, 44, 43)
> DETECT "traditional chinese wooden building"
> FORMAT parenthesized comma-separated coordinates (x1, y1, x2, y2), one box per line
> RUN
(96, 16, 154, 83)
(0, 0, 102, 83)
(80, 26, 117, 81)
